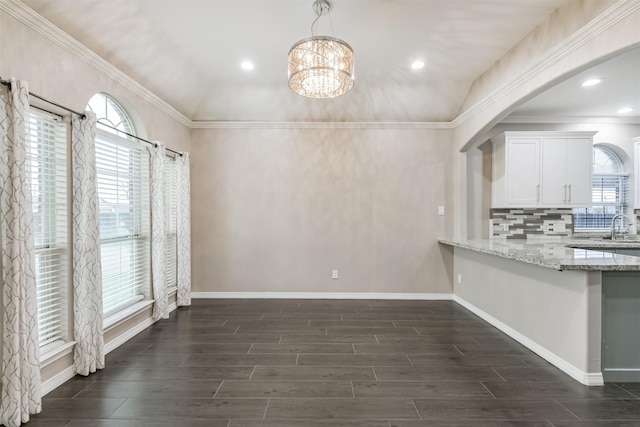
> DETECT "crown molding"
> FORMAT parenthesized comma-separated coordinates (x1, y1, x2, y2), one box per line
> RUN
(0, 0, 192, 128)
(452, 0, 640, 129)
(501, 115, 640, 125)
(190, 120, 455, 130)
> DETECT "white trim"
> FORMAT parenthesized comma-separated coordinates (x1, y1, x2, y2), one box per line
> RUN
(0, 0, 191, 128)
(40, 340, 76, 368)
(192, 292, 453, 300)
(190, 121, 455, 130)
(453, 295, 604, 386)
(41, 365, 76, 396)
(500, 115, 640, 125)
(104, 299, 179, 354)
(104, 314, 155, 354)
(103, 299, 154, 331)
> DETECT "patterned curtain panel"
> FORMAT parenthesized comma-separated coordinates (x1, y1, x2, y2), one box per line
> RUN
(71, 112, 105, 376)
(176, 152, 191, 307)
(150, 142, 169, 319)
(0, 79, 42, 427)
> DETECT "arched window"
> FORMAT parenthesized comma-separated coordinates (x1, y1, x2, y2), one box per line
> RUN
(88, 93, 150, 315)
(87, 94, 135, 137)
(574, 145, 629, 230)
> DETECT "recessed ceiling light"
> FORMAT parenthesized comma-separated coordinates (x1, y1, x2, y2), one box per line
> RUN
(241, 61, 254, 71)
(581, 78, 601, 87)
(411, 60, 425, 70)
(618, 107, 634, 114)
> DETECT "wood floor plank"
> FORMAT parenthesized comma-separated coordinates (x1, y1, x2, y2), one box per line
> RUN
(484, 381, 637, 400)
(297, 354, 412, 366)
(556, 399, 640, 420)
(352, 380, 492, 398)
(374, 366, 505, 382)
(36, 398, 126, 419)
(182, 353, 297, 366)
(251, 366, 376, 381)
(216, 380, 353, 398)
(110, 398, 268, 419)
(412, 398, 579, 421)
(265, 398, 420, 420)
(248, 343, 355, 354)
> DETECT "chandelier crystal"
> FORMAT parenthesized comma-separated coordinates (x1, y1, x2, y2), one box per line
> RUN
(288, 1, 354, 98)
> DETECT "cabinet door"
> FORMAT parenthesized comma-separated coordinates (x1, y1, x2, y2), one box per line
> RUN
(634, 141, 640, 209)
(540, 138, 567, 205)
(602, 271, 640, 382)
(506, 138, 540, 205)
(565, 138, 593, 206)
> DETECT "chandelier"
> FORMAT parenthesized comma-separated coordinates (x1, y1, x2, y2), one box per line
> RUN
(288, 0, 355, 99)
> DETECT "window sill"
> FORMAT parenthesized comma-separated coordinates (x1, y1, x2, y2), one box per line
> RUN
(103, 299, 154, 332)
(40, 341, 76, 368)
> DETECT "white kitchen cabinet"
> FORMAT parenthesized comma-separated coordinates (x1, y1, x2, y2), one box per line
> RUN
(541, 137, 592, 206)
(633, 137, 640, 209)
(492, 131, 595, 208)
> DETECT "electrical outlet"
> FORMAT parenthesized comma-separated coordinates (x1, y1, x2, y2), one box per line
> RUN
(332, 269, 339, 279)
(438, 206, 445, 216)
(457, 274, 462, 284)
(502, 223, 509, 231)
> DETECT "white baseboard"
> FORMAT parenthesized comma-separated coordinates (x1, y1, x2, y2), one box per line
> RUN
(104, 316, 155, 354)
(192, 292, 453, 300)
(42, 365, 75, 396)
(453, 295, 604, 386)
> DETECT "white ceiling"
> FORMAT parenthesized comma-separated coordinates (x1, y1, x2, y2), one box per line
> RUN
(506, 47, 640, 122)
(23, 0, 636, 124)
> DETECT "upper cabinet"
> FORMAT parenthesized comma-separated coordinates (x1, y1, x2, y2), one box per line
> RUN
(633, 137, 640, 209)
(492, 131, 596, 208)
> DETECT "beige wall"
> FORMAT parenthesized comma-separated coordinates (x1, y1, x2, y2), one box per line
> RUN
(190, 127, 454, 294)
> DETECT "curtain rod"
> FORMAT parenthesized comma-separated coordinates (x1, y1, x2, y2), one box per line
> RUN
(1, 78, 183, 157)
(95, 122, 183, 157)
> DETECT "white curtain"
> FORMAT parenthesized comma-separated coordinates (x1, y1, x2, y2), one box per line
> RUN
(150, 142, 169, 319)
(176, 152, 191, 306)
(0, 79, 42, 427)
(71, 112, 105, 376)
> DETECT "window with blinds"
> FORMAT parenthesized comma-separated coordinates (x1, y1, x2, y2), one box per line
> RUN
(89, 93, 150, 317)
(574, 146, 629, 231)
(95, 132, 150, 316)
(26, 110, 68, 348)
(165, 157, 178, 290)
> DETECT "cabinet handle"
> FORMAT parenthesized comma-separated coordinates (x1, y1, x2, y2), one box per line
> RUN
(563, 184, 567, 202)
(536, 184, 540, 202)
(568, 184, 572, 202)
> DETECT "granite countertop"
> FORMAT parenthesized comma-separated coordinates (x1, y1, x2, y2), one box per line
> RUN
(438, 237, 640, 271)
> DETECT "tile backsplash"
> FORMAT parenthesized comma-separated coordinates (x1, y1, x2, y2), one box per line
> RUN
(490, 208, 574, 239)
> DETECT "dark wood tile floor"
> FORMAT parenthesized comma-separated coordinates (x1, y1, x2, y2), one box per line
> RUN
(24, 299, 640, 426)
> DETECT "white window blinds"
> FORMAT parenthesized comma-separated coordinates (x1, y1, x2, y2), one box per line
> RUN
(26, 110, 68, 348)
(574, 174, 629, 230)
(165, 157, 178, 290)
(95, 131, 150, 315)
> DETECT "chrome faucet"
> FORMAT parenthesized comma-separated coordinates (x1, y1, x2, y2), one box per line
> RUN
(611, 214, 629, 240)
